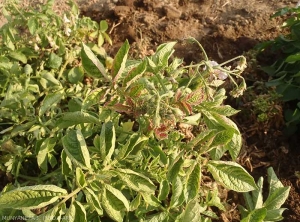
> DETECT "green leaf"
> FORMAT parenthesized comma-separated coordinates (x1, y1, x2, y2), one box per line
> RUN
(39, 89, 64, 116)
(207, 160, 257, 192)
(27, 17, 38, 35)
(263, 187, 290, 210)
(212, 105, 240, 116)
(81, 43, 109, 80)
(123, 60, 147, 89)
(285, 53, 300, 63)
(56, 111, 101, 128)
(158, 180, 169, 201)
(112, 40, 130, 83)
(144, 212, 168, 222)
(225, 133, 242, 160)
(210, 130, 234, 148)
(41, 71, 61, 86)
(170, 176, 185, 208)
(175, 200, 202, 222)
(37, 138, 56, 174)
(129, 194, 141, 211)
(115, 169, 156, 193)
(101, 189, 124, 222)
(267, 167, 284, 194)
(99, 121, 116, 164)
(47, 53, 62, 69)
(104, 184, 130, 211)
(68, 67, 84, 83)
(100, 20, 108, 32)
(184, 162, 201, 201)
(241, 208, 266, 222)
(264, 208, 287, 221)
(61, 150, 73, 176)
(62, 129, 91, 169)
(8, 51, 27, 63)
(0, 185, 67, 209)
(73, 201, 87, 222)
(27, 206, 59, 222)
(116, 133, 148, 161)
(83, 187, 103, 215)
(167, 156, 184, 182)
(82, 88, 109, 110)
(141, 193, 161, 207)
(76, 167, 87, 188)
(251, 177, 264, 209)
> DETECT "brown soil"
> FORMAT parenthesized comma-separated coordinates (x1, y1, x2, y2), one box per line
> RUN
(1, 0, 299, 221)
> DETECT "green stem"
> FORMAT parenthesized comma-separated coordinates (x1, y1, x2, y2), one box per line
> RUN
(189, 37, 209, 61)
(57, 52, 73, 79)
(59, 187, 82, 205)
(154, 72, 168, 93)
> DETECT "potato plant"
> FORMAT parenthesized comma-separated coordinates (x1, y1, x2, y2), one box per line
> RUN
(0, 0, 289, 221)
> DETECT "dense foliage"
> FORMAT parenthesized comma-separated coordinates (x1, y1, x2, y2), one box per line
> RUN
(258, 6, 300, 135)
(0, 1, 290, 221)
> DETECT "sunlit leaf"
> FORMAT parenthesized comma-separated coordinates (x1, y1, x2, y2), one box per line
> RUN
(62, 129, 91, 169)
(0, 185, 67, 209)
(207, 160, 257, 192)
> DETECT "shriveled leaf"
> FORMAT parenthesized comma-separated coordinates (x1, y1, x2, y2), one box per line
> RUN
(207, 160, 257, 192)
(0, 185, 67, 209)
(62, 129, 91, 169)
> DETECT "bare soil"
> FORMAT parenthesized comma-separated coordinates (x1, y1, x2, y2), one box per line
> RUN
(1, 0, 299, 221)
